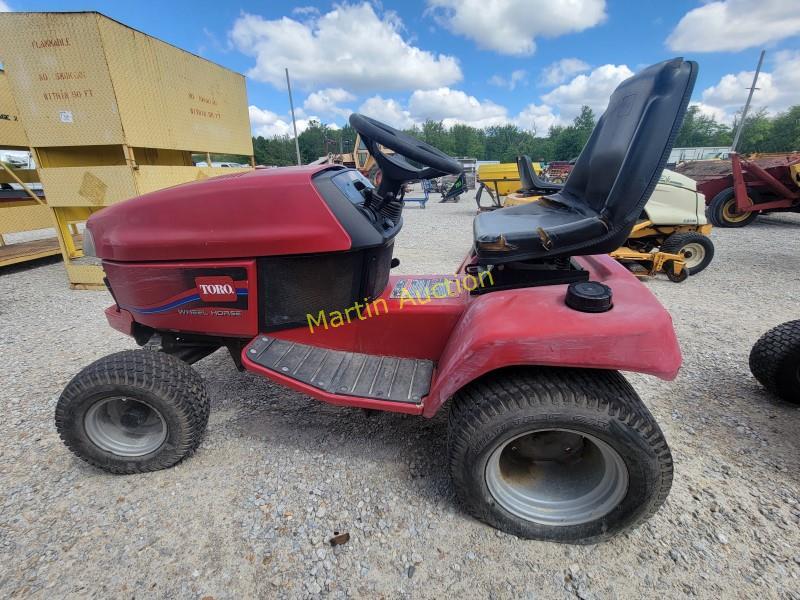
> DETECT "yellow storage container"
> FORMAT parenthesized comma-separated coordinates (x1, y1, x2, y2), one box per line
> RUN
(0, 69, 28, 147)
(0, 12, 252, 154)
(0, 11, 254, 286)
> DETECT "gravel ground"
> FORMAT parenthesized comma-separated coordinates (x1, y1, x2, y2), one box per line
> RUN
(1, 189, 799, 599)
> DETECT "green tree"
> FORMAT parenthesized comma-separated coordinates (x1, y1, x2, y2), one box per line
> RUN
(549, 106, 596, 160)
(767, 106, 800, 152)
(735, 108, 773, 154)
(675, 105, 732, 148)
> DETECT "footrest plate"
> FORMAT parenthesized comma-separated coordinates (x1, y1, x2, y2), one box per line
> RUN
(247, 337, 433, 404)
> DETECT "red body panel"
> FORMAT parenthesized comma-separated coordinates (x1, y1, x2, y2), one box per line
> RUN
(271, 274, 467, 359)
(103, 259, 258, 337)
(423, 255, 681, 416)
(238, 254, 682, 416)
(88, 165, 351, 261)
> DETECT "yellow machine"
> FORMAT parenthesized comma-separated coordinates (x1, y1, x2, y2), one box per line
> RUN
(499, 157, 714, 281)
(476, 160, 543, 207)
(0, 11, 254, 287)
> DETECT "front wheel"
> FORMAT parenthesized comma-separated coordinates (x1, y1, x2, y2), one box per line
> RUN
(448, 368, 673, 543)
(55, 350, 210, 474)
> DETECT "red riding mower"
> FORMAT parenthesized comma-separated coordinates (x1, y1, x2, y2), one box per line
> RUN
(57, 59, 696, 543)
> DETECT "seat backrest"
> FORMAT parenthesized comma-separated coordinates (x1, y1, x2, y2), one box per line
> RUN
(516, 155, 564, 192)
(517, 155, 536, 190)
(561, 58, 697, 239)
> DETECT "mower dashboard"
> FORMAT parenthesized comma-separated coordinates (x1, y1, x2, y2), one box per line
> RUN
(313, 167, 402, 248)
(331, 169, 374, 205)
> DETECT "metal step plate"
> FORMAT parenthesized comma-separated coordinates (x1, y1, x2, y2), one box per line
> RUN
(247, 336, 434, 404)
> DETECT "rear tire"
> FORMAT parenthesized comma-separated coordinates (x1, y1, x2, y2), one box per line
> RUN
(55, 350, 211, 474)
(749, 320, 800, 404)
(661, 232, 715, 275)
(707, 187, 758, 228)
(448, 367, 673, 543)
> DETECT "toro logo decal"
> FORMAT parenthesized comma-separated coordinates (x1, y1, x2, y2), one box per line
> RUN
(195, 276, 238, 302)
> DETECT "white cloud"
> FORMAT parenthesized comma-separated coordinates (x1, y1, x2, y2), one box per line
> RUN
(249, 105, 323, 137)
(697, 50, 800, 121)
(541, 64, 633, 120)
(409, 88, 509, 128)
(0, 1, 11, 11)
(488, 69, 527, 90)
(690, 102, 729, 123)
(514, 104, 563, 135)
(359, 89, 562, 135)
(231, 3, 462, 92)
(303, 88, 355, 119)
(667, 0, 800, 52)
(540, 58, 590, 86)
(292, 6, 319, 16)
(427, 0, 606, 56)
(358, 96, 416, 129)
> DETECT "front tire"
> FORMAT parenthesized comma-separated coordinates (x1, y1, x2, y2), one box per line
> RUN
(55, 350, 211, 474)
(448, 368, 673, 543)
(749, 320, 800, 404)
(661, 232, 715, 275)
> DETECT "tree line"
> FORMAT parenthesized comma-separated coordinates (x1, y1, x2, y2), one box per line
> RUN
(251, 104, 800, 167)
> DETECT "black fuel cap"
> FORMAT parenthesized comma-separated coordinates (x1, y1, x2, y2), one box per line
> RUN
(565, 281, 613, 313)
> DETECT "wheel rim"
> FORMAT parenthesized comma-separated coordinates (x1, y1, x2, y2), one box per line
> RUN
(485, 429, 629, 526)
(680, 242, 706, 269)
(721, 198, 751, 223)
(84, 397, 167, 457)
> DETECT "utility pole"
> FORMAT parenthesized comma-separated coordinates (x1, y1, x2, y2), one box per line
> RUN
(731, 49, 765, 153)
(285, 68, 301, 166)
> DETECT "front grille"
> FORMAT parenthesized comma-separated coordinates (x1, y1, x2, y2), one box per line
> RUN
(258, 241, 393, 330)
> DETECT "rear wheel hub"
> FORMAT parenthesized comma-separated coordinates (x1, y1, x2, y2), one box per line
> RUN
(485, 428, 629, 526)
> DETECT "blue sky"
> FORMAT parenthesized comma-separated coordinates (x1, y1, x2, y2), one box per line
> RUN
(4, 1, 799, 137)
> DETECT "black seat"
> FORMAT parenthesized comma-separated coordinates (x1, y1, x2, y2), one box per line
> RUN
(516, 155, 563, 196)
(474, 58, 697, 264)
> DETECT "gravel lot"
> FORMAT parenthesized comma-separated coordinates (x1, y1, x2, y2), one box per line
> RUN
(1, 189, 799, 599)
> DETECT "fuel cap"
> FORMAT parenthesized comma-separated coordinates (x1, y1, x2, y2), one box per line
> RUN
(565, 281, 613, 313)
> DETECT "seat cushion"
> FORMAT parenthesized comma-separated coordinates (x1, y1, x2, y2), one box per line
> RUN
(473, 198, 608, 264)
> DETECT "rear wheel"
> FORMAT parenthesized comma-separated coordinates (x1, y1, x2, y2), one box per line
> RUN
(661, 232, 715, 275)
(749, 320, 800, 404)
(55, 350, 210, 474)
(448, 368, 673, 543)
(707, 187, 758, 227)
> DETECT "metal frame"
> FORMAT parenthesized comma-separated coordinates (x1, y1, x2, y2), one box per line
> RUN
(732, 152, 800, 213)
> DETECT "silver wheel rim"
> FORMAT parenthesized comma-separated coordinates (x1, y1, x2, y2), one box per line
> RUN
(485, 428, 629, 526)
(84, 397, 167, 457)
(680, 242, 706, 269)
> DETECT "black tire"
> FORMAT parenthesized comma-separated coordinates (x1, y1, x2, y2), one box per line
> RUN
(448, 367, 673, 544)
(749, 320, 800, 404)
(661, 232, 715, 275)
(664, 260, 688, 283)
(55, 350, 211, 474)
(707, 187, 758, 228)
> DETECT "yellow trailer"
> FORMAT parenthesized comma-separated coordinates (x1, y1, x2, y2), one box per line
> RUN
(0, 11, 254, 287)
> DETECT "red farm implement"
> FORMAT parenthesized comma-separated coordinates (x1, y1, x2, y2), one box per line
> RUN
(677, 153, 800, 227)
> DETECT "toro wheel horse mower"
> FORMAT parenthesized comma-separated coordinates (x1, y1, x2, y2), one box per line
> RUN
(57, 59, 696, 544)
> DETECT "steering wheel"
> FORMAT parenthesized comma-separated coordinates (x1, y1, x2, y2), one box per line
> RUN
(349, 113, 463, 196)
